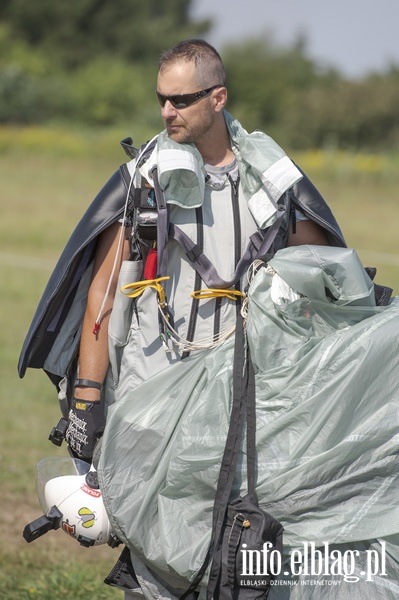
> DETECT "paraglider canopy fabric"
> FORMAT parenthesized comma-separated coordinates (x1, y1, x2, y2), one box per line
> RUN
(98, 245, 399, 595)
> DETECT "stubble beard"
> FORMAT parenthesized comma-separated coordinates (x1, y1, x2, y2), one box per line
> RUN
(166, 124, 192, 144)
(165, 109, 215, 146)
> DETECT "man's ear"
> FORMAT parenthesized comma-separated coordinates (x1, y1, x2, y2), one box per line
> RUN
(213, 86, 228, 112)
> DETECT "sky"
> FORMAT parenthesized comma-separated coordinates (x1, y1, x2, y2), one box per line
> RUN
(190, 0, 399, 78)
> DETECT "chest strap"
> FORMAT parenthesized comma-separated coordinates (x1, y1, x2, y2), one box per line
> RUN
(169, 205, 286, 290)
(138, 166, 286, 290)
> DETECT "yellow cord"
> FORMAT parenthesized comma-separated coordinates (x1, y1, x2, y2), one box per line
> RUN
(121, 276, 170, 307)
(190, 288, 245, 301)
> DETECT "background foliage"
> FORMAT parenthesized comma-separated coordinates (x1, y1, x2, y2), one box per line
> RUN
(1, 0, 399, 149)
(1, 1, 399, 597)
(0, 0, 210, 68)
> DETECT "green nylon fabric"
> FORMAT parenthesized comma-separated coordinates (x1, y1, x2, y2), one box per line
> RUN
(98, 245, 399, 596)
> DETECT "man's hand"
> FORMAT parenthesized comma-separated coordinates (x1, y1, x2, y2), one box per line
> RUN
(65, 399, 106, 461)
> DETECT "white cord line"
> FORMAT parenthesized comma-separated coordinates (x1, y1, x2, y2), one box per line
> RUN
(241, 259, 267, 321)
(157, 302, 236, 352)
(93, 174, 134, 334)
(93, 136, 159, 333)
(156, 260, 270, 352)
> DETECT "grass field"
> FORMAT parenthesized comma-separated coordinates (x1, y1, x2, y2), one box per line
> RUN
(0, 131, 127, 599)
(1, 126, 399, 598)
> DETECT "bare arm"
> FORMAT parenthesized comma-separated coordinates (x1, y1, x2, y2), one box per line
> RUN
(74, 222, 130, 401)
(287, 219, 329, 247)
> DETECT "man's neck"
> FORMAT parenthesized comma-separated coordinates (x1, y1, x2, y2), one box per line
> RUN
(201, 147, 235, 167)
(196, 120, 234, 167)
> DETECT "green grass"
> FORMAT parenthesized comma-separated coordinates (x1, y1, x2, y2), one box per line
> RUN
(0, 135, 126, 599)
(1, 126, 399, 597)
(0, 550, 121, 599)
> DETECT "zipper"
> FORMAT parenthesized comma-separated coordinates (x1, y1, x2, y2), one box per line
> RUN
(211, 175, 242, 338)
(212, 176, 241, 339)
(229, 175, 242, 280)
(230, 175, 243, 324)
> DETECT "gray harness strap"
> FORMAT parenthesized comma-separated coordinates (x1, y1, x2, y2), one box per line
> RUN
(138, 165, 286, 291)
(169, 206, 286, 289)
(151, 167, 169, 277)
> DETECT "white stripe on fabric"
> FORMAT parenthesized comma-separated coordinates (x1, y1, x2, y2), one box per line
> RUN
(157, 148, 201, 177)
(261, 156, 303, 202)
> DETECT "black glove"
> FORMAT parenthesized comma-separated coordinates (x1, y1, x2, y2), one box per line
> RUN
(65, 399, 106, 461)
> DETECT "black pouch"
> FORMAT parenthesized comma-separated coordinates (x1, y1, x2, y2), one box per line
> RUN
(134, 181, 158, 241)
(211, 495, 284, 599)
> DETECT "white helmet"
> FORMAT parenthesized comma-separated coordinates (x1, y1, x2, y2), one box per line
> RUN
(24, 456, 119, 548)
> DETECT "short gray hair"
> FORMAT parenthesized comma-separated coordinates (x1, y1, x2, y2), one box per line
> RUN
(159, 39, 227, 87)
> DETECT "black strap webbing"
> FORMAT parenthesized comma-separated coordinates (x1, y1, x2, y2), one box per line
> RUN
(180, 314, 257, 598)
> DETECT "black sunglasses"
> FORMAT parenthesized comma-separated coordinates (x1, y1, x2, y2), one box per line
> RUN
(156, 85, 222, 109)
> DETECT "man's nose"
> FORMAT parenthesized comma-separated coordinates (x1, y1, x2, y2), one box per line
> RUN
(161, 100, 177, 119)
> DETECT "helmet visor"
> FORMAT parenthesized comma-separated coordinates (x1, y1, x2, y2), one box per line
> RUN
(36, 456, 90, 513)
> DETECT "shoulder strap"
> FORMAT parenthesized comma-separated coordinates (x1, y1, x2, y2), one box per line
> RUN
(245, 356, 257, 503)
(151, 167, 169, 277)
(180, 313, 257, 597)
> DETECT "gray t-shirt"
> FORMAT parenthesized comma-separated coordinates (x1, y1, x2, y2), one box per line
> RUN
(205, 159, 239, 188)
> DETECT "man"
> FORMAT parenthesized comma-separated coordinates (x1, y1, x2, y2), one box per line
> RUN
(65, 40, 343, 461)
(19, 40, 345, 597)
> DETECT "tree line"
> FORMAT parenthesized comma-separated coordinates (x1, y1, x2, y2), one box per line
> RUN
(1, 0, 399, 150)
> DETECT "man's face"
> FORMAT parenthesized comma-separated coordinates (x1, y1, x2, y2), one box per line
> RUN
(156, 61, 218, 145)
